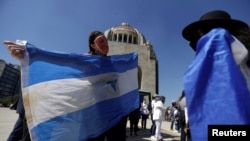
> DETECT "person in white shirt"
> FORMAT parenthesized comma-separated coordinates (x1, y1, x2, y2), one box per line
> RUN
(150, 94, 159, 136)
(152, 96, 166, 141)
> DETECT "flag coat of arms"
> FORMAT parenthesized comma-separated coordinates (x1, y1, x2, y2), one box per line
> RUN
(19, 42, 139, 141)
(184, 28, 250, 141)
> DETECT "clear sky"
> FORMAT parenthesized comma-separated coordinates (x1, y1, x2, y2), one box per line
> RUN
(0, 0, 249, 106)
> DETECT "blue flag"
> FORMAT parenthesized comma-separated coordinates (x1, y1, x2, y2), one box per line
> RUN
(20, 43, 139, 141)
(184, 28, 250, 141)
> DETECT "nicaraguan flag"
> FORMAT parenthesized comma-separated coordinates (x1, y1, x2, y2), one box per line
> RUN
(184, 28, 250, 141)
(20, 42, 139, 141)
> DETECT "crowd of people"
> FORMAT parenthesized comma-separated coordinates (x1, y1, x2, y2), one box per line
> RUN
(126, 93, 189, 141)
(5, 9, 250, 141)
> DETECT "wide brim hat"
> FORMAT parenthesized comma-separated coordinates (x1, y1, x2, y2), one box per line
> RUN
(182, 10, 249, 42)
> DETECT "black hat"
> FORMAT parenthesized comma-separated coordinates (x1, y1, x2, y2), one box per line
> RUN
(182, 10, 248, 42)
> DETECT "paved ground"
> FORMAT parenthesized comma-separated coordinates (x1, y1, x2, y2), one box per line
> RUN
(125, 118, 180, 141)
(0, 107, 180, 141)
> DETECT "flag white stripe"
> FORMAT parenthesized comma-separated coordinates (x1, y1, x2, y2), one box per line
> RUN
(23, 68, 138, 129)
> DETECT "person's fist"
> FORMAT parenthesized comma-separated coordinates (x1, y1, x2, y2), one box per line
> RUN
(4, 41, 25, 60)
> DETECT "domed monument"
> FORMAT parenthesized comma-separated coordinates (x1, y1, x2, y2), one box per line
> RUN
(104, 22, 158, 102)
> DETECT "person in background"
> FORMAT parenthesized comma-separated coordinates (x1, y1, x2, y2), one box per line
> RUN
(151, 96, 166, 141)
(140, 100, 149, 129)
(128, 107, 140, 136)
(177, 90, 191, 141)
(169, 101, 177, 131)
(7, 91, 30, 141)
(165, 106, 171, 122)
(149, 94, 159, 137)
(174, 103, 180, 132)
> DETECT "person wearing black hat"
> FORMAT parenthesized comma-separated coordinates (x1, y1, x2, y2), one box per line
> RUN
(181, 10, 250, 141)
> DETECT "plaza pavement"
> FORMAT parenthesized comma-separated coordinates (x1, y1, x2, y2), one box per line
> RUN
(0, 107, 180, 141)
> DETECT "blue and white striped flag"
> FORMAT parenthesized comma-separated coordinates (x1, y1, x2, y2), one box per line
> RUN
(20, 43, 139, 141)
(184, 28, 250, 141)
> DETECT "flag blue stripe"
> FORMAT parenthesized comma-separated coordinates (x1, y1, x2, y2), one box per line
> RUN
(29, 89, 139, 141)
(26, 43, 138, 86)
(184, 28, 250, 141)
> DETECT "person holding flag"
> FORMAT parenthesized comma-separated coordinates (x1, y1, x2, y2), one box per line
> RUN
(182, 10, 250, 141)
(4, 30, 139, 141)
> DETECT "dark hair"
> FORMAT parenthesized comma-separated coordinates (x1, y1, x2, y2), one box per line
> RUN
(88, 31, 104, 55)
(172, 101, 176, 106)
(158, 96, 166, 104)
